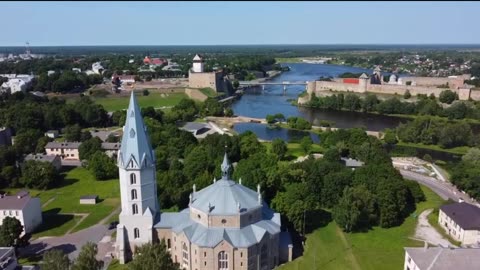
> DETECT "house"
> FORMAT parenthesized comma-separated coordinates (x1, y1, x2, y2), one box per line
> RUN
(112, 75, 135, 85)
(341, 157, 364, 169)
(0, 191, 42, 235)
(45, 142, 81, 160)
(44, 130, 59, 139)
(92, 62, 104, 74)
(90, 130, 121, 142)
(438, 202, 480, 245)
(0, 247, 37, 270)
(0, 127, 12, 146)
(80, 195, 98, 205)
(1, 79, 27, 94)
(180, 122, 211, 136)
(24, 154, 62, 170)
(101, 142, 120, 158)
(404, 246, 480, 270)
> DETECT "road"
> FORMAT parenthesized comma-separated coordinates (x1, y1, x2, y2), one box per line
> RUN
(399, 169, 472, 203)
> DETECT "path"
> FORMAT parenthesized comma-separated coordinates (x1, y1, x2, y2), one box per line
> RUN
(335, 226, 361, 270)
(64, 213, 89, 235)
(99, 206, 121, 225)
(414, 209, 454, 247)
(41, 196, 56, 208)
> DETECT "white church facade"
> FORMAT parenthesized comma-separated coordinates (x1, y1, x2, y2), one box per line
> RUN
(115, 92, 293, 269)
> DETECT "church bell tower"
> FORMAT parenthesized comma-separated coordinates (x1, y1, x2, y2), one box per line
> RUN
(115, 92, 159, 264)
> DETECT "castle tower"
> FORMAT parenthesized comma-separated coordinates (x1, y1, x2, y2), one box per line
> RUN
(192, 54, 204, 73)
(116, 92, 159, 264)
(359, 73, 369, 92)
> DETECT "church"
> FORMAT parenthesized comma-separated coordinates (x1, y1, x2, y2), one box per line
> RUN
(115, 92, 293, 269)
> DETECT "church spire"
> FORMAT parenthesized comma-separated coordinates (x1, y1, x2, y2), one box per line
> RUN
(221, 151, 230, 179)
(118, 91, 154, 169)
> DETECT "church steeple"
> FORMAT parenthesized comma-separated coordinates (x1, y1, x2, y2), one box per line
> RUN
(221, 151, 230, 179)
(118, 91, 154, 169)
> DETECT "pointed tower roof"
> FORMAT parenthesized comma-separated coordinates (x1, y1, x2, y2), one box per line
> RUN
(221, 152, 231, 179)
(118, 92, 154, 169)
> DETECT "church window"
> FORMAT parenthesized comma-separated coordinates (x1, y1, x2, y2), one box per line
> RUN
(130, 173, 136, 184)
(204, 252, 206, 257)
(218, 251, 228, 270)
(132, 204, 138, 214)
(261, 245, 268, 268)
(129, 128, 136, 138)
(182, 242, 189, 266)
(167, 239, 171, 249)
(241, 252, 243, 258)
(198, 214, 201, 219)
(131, 189, 137, 200)
(221, 219, 227, 224)
(134, 228, 140, 239)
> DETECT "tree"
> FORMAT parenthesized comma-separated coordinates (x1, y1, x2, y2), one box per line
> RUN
(80, 131, 92, 142)
(72, 242, 103, 270)
(63, 124, 82, 141)
(383, 128, 398, 145)
(462, 147, 480, 167)
(271, 138, 287, 160)
(202, 98, 224, 117)
(403, 90, 411, 99)
(343, 94, 361, 111)
(233, 80, 239, 89)
(439, 90, 457, 104)
(266, 114, 276, 124)
(128, 240, 180, 270)
(0, 217, 23, 247)
(333, 186, 376, 232)
(274, 113, 285, 122)
(300, 136, 313, 154)
(42, 249, 70, 270)
(323, 147, 340, 162)
(20, 160, 58, 189)
(79, 137, 102, 160)
(106, 133, 120, 143)
(88, 152, 118, 180)
(224, 107, 234, 117)
(143, 89, 150, 96)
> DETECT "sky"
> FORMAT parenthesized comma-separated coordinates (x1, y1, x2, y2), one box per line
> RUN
(0, 1, 479, 46)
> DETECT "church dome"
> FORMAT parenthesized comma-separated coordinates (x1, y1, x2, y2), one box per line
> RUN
(189, 153, 263, 216)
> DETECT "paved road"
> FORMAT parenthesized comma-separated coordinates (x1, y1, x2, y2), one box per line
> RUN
(399, 170, 472, 203)
(414, 209, 454, 247)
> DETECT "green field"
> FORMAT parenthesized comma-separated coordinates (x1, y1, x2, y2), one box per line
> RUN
(263, 142, 324, 159)
(93, 92, 187, 111)
(199, 87, 218, 98)
(7, 167, 120, 238)
(279, 186, 445, 270)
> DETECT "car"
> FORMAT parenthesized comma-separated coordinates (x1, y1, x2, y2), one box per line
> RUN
(108, 221, 119, 230)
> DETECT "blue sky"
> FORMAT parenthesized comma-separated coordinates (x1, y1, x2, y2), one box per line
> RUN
(0, 1, 479, 46)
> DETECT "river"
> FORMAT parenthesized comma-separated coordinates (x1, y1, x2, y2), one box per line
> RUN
(232, 63, 407, 130)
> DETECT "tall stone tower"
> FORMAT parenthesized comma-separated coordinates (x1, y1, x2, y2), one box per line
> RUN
(115, 92, 159, 264)
(192, 54, 204, 73)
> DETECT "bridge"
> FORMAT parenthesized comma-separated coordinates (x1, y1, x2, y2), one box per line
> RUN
(239, 80, 308, 94)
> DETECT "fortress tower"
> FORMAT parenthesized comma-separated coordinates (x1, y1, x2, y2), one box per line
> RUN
(192, 54, 204, 73)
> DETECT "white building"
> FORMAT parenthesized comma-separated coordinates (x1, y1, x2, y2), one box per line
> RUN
(0, 191, 42, 235)
(404, 246, 480, 270)
(92, 62, 104, 74)
(438, 202, 480, 245)
(192, 54, 204, 73)
(1, 79, 27, 94)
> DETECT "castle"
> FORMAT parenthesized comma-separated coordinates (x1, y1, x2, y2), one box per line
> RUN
(300, 67, 479, 104)
(188, 54, 231, 94)
(115, 92, 293, 269)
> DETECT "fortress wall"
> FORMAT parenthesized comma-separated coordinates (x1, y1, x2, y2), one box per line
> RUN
(400, 76, 467, 89)
(315, 81, 363, 93)
(470, 90, 480, 101)
(188, 71, 217, 89)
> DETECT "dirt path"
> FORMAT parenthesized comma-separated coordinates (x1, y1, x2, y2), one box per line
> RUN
(41, 196, 56, 208)
(64, 213, 89, 235)
(335, 226, 361, 270)
(414, 209, 454, 247)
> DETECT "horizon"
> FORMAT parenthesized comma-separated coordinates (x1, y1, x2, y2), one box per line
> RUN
(1, 1, 479, 46)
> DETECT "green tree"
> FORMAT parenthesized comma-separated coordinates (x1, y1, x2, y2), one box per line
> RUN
(128, 240, 180, 270)
(202, 98, 224, 117)
(143, 89, 150, 96)
(323, 147, 340, 162)
(105, 133, 120, 143)
(439, 90, 457, 104)
(0, 217, 23, 247)
(300, 136, 313, 154)
(233, 80, 239, 89)
(35, 136, 50, 153)
(343, 94, 361, 111)
(72, 242, 103, 270)
(224, 108, 234, 117)
(271, 138, 287, 160)
(79, 137, 103, 160)
(266, 114, 276, 124)
(80, 131, 92, 142)
(383, 128, 398, 145)
(88, 152, 118, 180)
(63, 124, 82, 141)
(462, 147, 480, 167)
(20, 160, 58, 189)
(403, 90, 411, 99)
(42, 249, 71, 270)
(333, 186, 376, 232)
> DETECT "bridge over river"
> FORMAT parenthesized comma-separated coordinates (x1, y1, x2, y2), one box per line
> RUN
(239, 80, 308, 94)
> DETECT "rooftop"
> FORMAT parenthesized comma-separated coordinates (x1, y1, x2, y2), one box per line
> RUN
(440, 202, 480, 230)
(101, 142, 120, 150)
(0, 191, 32, 210)
(45, 141, 81, 149)
(25, 154, 59, 163)
(405, 247, 480, 270)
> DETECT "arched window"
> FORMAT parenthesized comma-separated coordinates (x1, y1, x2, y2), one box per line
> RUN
(260, 245, 268, 269)
(218, 251, 228, 270)
(130, 173, 136, 184)
(131, 189, 137, 200)
(134, 228, 140, 239)
(132, 204, 138, 215)
(182, 242, 189, 267)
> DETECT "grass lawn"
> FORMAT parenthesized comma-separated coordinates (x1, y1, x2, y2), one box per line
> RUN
(7, 167, 120, 238)
(279, 186, 445, 270)
(263, 142, 324, 159)
(427, 209, 462, 246)
(199, 87, 218, 97)
(93, 92, 187, 111)
(107, 259, 129, 270)
(397, 141, 469, 155)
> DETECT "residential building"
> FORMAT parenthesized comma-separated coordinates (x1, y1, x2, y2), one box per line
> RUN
(24, 154, 62, 170)
(45, 142, 81, 160)
(44, 130, 59, 139)
(102, 142, 120, 158)
(92, 62, 104, 74)
(0, 247, 37, 270)
(1, 79, 27, 93)
(438, 202, 480, 245)
(0, 191, 42, 235)
(115, 93, 293, 268)
(404, 246, 480, 270)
